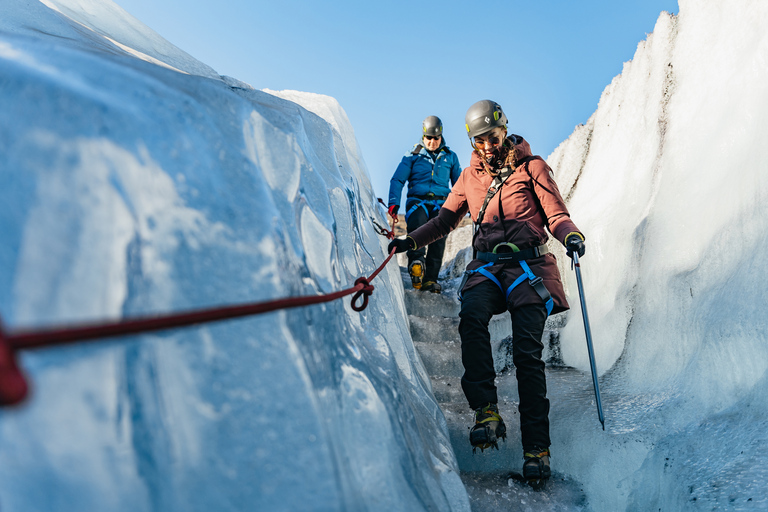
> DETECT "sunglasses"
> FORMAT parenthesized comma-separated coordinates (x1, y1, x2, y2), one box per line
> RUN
(474, 136, 502, 148)
(424, 135, 441, 140)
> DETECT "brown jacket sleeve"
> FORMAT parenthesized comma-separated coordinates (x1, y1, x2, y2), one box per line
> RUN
(527, 158, 582, 244)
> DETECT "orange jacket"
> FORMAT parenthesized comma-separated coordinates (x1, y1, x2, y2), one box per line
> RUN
(408, 136, 582, 313)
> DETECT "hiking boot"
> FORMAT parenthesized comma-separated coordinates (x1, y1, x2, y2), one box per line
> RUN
(469, 403, 506, 453)
(421, 281, 442, 293)
(523, 447, 551, 488)
(408, 260, 425, 289)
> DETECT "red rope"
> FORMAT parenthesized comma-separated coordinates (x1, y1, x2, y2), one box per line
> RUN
(0, 325, 28, 406)
(0, 219, 398, 406)
(376, 198, 399, 237)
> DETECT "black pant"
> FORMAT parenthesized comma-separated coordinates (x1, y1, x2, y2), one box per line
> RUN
(405, 202, 446, 283)
(458, 279, 550, 451)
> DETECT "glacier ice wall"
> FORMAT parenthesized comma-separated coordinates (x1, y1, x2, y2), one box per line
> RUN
(547, 0, 768, 509)
(0, 1, 469, 511)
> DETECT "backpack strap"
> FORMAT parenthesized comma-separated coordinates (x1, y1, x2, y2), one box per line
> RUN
(471, 168, 513, 258)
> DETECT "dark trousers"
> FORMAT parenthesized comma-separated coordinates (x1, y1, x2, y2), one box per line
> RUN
(458, 280, 550, 451)
(405, 203, 446, 283)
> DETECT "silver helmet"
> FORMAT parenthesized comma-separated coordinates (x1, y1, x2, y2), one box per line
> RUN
(422, 115, 443, 137)
(464, 100, 507, 139)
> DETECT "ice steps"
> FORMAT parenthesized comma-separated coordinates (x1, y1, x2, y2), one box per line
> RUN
(413, 340, 463, 377)
(409, 308, 565, 379)
(427, 377, 466, 403)
(409, 315, 461, 343)
(403, 285, 460, 317)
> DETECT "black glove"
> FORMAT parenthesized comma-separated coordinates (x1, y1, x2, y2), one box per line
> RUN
(388, 237, 415, 254)
(388, 204, 399, 218)
(565, 233, 585, 258)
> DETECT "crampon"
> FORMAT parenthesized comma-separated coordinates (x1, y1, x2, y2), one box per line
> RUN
(521, 447, 551, 491)
(408, 260, 424, 289)
(469, 403, 506, 454)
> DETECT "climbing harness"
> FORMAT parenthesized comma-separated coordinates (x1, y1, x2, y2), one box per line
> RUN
(458, 164, 553, 315)
(458, 257, 553, 316)
(475, 243, 549, 263)
(404, 195, 446, 222)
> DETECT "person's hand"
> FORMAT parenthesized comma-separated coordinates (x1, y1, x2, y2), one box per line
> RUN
(388, 204, 399, 218)
(565, 233, 585, 259)
(388, 237, 415, 254)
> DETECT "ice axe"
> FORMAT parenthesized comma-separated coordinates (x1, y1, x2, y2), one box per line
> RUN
(571, 252, 605, 430)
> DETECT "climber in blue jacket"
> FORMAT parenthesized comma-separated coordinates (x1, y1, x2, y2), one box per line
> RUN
(388, 116, 462, 293)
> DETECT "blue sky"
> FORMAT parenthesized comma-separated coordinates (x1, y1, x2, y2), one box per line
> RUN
(113, 0, 679, 201)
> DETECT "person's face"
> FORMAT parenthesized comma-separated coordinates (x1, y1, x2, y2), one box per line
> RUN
(423, 134, 442, 151)
(473, 127, 507, 151)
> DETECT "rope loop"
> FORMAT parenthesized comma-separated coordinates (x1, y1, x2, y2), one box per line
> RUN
(350, 277, 374, 312)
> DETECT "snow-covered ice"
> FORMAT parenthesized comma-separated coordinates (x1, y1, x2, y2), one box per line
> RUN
(547, 0, 768, 509)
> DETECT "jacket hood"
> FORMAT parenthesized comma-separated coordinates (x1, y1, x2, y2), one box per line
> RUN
(469, 134, 532, 173)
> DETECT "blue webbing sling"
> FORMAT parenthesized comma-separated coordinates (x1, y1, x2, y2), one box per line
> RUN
(459, 259, 554, 315)
(405, 198, 443, 222)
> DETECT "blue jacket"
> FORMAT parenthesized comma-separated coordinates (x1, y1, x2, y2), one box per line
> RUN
(388, 139, 462, 208)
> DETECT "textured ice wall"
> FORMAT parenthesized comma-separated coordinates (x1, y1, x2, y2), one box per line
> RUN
(547, 0, 768, 509)
(0, 1, 469, 511)
(1, 0, 219, 77)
